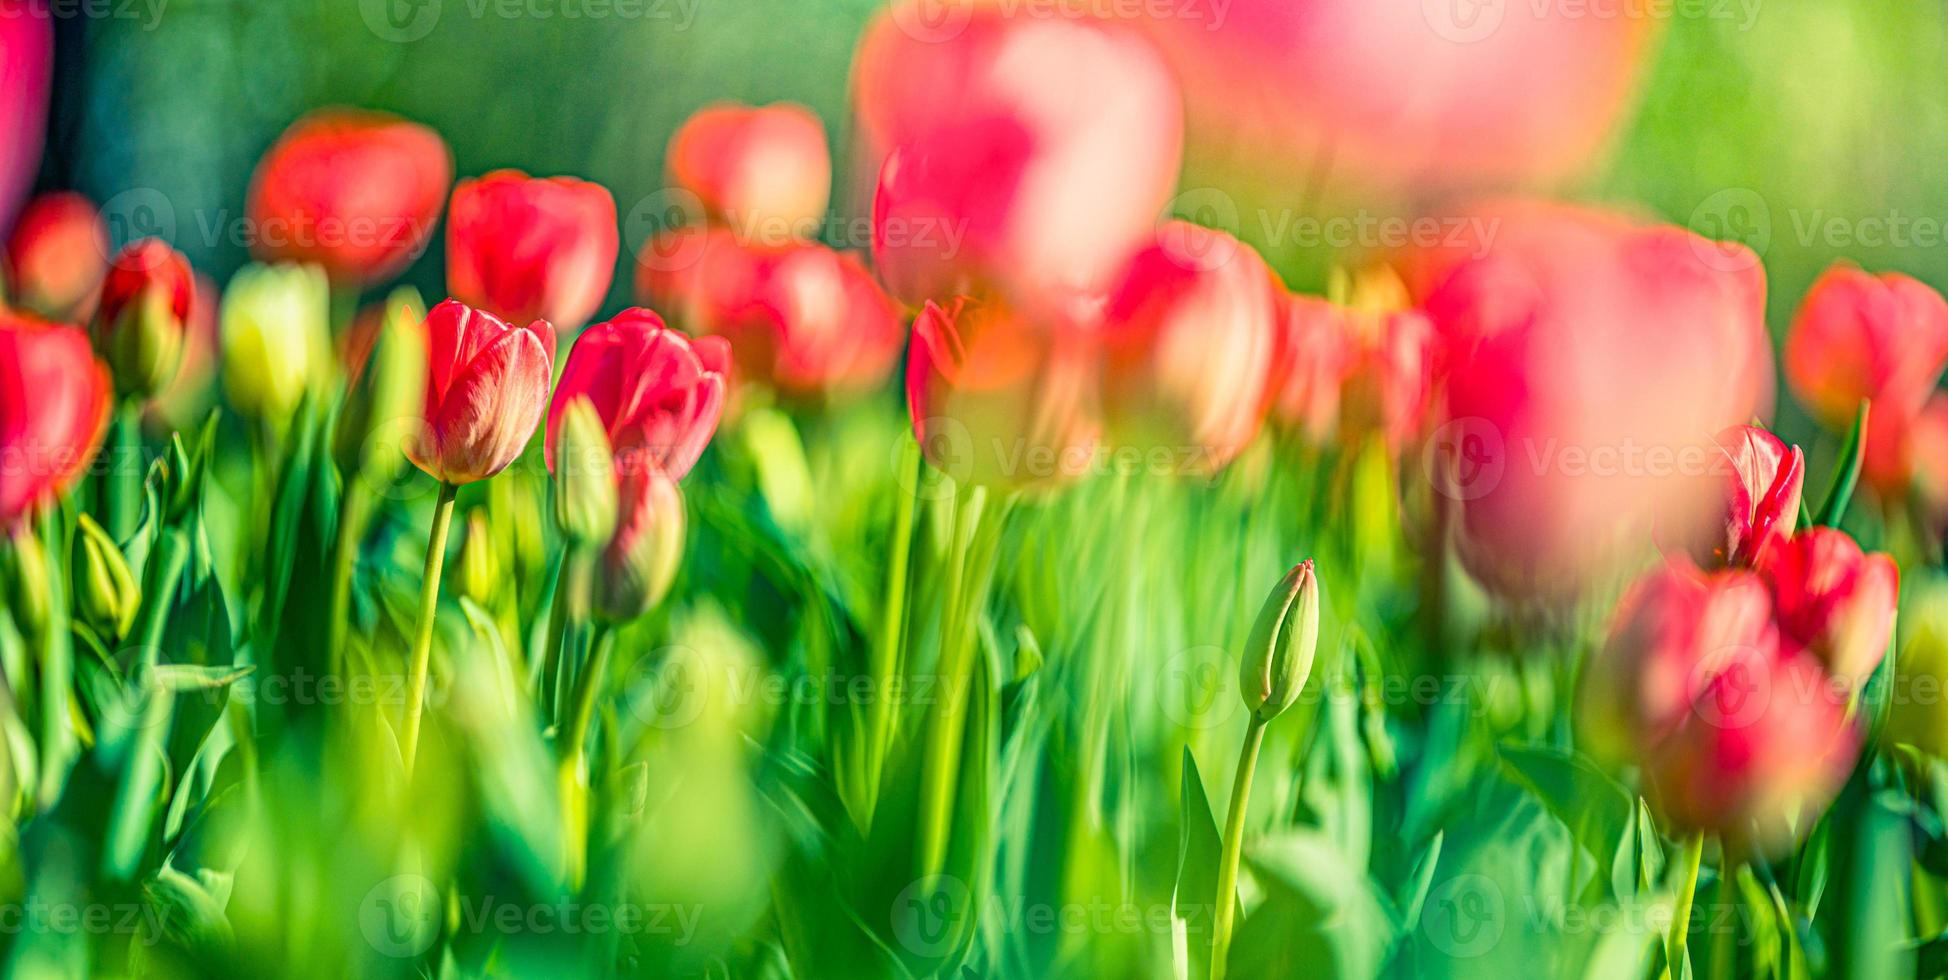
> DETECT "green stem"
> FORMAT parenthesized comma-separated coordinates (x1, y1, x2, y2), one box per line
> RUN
(326, 479, 373, 681)
(1666, 833, 1706, 980)
(557, 625, 613, 889)
(1210, 716, 1267, 980)
(542, 550, 594, 725)
(1710, 859, 1737, 980)
(915, 484, 987, 878)
(863, 439, 920, 824)
(133, 528, 191, 676)
(101, 401, 141, 542)
(400, 481, 458, 776)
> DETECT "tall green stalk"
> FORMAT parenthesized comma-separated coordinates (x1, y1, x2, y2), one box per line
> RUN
(400, 481, 458, 775)
(1210, 715, 1267, 980)
(1666, 833, 1706, 980)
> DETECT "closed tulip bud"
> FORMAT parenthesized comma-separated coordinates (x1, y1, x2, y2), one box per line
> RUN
(1762, 527, 1898, 693)
(407, 299, 556, 486)
(1888, 578, 1948, 759)
(94, 239, 193, 401)
(667, 101, 830, 243)
(4, 192, 108, 323)
(455, 508, 499, 608)
(552, 397, 618, 548)
(70, 513, 137, 641)
(595, 463, 685, 624)
(1239, 559, 1320, 723)
(334, 289, 428, 485)
(0, 315, 112, 530)
(446, 170, 618, 332)
(1659, 425, 1805, 571)
(247, 108, 452, 288)
(221, 263, 332, 425)
(2, 527, 50, 639)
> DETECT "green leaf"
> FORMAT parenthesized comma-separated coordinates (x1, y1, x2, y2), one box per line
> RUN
(1498, 743, 1635, 874)
(1815, 400, 1869, 528)
(1173, 747, 1224, 980)
(1228, 830, 1396, 980)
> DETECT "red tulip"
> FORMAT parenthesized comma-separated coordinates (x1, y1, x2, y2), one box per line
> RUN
(1098, 222, 1278, 473)
(1269, 294, 1355, 444)
(4, 192, 108, 323)
(1786, 263, 1948, 433)
(907, 295, 1099, 490)
(0, 5, 50, 236)
(93, 239, 193, 400)
(1762, 527, 1898, 692)
(595, 461, 686, 624)
(639, 227, 901, 396)
(148, 273, 220, 431)
(1658, 425, 1804, 572)
(857, 7, 1182, 310)
(1341, 307, 1436, 455)
(545, 308, 728, 483)
(1409, 200, 1773, 600)
(1581, 560, 1858, 854)
(0, 314, 111, 529)
(406, 299, 556, 485)
(247, 109, 452, 288)
(667, 101, 829, 244)
(447, 170, 618, 331)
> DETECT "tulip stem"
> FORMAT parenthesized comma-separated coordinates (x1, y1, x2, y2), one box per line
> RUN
(101, 401, 141, 542)
(400, 481, 458, 776)
(863, 438, 920, 824)
(1666, 832, 1706, 980)
(1710, 858, 1738, 980)
(542, 549, 594, 724)
(1210, 715, 1267, 980)
(326, 478, 373, 681)
(557, 624, 614, 886)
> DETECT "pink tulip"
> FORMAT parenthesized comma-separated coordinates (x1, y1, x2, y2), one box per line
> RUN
(1409, 200, 1773, 600)
(1762, 527, 1898, 692)
(447, 170, 619, 331)
(595, 461, 686, 624)
(0, 4, 50, 236)
(1341, 308, 1436, 455)
(93, 239, 194, 400)
(4, 193, 108, 324)
(667, 102, 830, 244)
(1269, 294, 1355, 444)
(907, 295, 1099, 490)
(0, 314, 111, 529)
(1786, 263, 1948, 433)
(638, 227, 902, 397)
(856, 7, 1183, 310)
(1099, 222, 1279, 473)
(1135, 0, 1655, 195)
(1658, 425, 1804, 572)
(406, 299, 556, 485)
(545, 308, 729, 482)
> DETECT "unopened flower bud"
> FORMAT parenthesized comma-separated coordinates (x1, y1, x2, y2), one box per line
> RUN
(3, 528, 51, 639)
(1239, 559, 1320, 723)
(552, 397, 618, 549)
(221, 263, 331, 425)
(456, 508, 500, 608)
(595, 464, 685, 624)
(71, 513, 138, 641)
(335, 289, 428, 486)
(94, 239, 193, 402)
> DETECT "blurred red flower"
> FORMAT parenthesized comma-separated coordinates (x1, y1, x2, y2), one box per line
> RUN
(0, 4, 50, 237)
(1761, 526, 1898, 693)
(93, 239, 194, 401)
(545, 307, 728, 482)
(447, 170, 618, 332)
(248, 109, 452, 288)
(1657, 425, 1804, 572)
(667, 102, 830, 245)
(406, 299, 556, 485)
(0, 314, 111, 529)
(4, 193, 108, 324)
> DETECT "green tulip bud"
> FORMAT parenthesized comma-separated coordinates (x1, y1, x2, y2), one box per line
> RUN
(334, 288, 428, 487)
(2, 527, 51, 640)
(1891, 578, 1948, 760)
(220, 263, 331, 424)
(552, 397, 618, 549)
(595, 465, 685, 624)
(71, 513, 139, 641)
(456, 508, 500, 609)
(1239, 559, 1320, 724)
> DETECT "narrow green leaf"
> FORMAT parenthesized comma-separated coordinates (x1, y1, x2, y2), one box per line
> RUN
(1815, 400, 1869, 527)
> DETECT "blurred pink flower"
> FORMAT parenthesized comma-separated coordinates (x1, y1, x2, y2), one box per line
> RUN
(407, 299, 556, 485)
(1269, 294, 1355, 444)
(667, 102, 830, 244)
(447, 170, 618, 332)
(1657, 425, 1804, 572)
(0, 314, 111, 530)
(856, 6, 1183, 311)
(0, 3, 50, 237)
(1786, 263, 1948, 433)
(545, 307, 728, 482)
(4, 193, 108, 324)
(1761, 526, 1898, 693)
(1408, 200, 1773, 601)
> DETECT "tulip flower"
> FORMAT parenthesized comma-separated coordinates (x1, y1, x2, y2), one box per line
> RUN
(907, 294, 1099, 490)
(93, 239, 193, 401)
(1098, 222, 1279, 473)
(0, 5, 50, 236)
(1785, 263, 1948, 432)
(406, 299, 556, 486)
(221, 263, 333, 426)
(667, 101, 830, 243)
(856, 7, 1183, 310)
(1580, 561, 1858, 856)
(594, 462, 686, 624)
(147, 273, 220, 432)
(1269, 294, 1355, 444)
(638, 228, 902, 397)
(1658, 425, 1805, 572)
(1409, 200, 1773, 600)
(4, 192, 108, 323)
(248, 109, 452, 288)
(0, 314, 111, 530)
(544, 308, 728, 484)
(1341, 309, 1436, 456)
(447, 170, 618, 331)
(1762, 527, 1898, 693)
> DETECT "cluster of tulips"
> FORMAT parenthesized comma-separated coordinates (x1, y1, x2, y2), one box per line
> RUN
(1, 2, 1946, 977)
